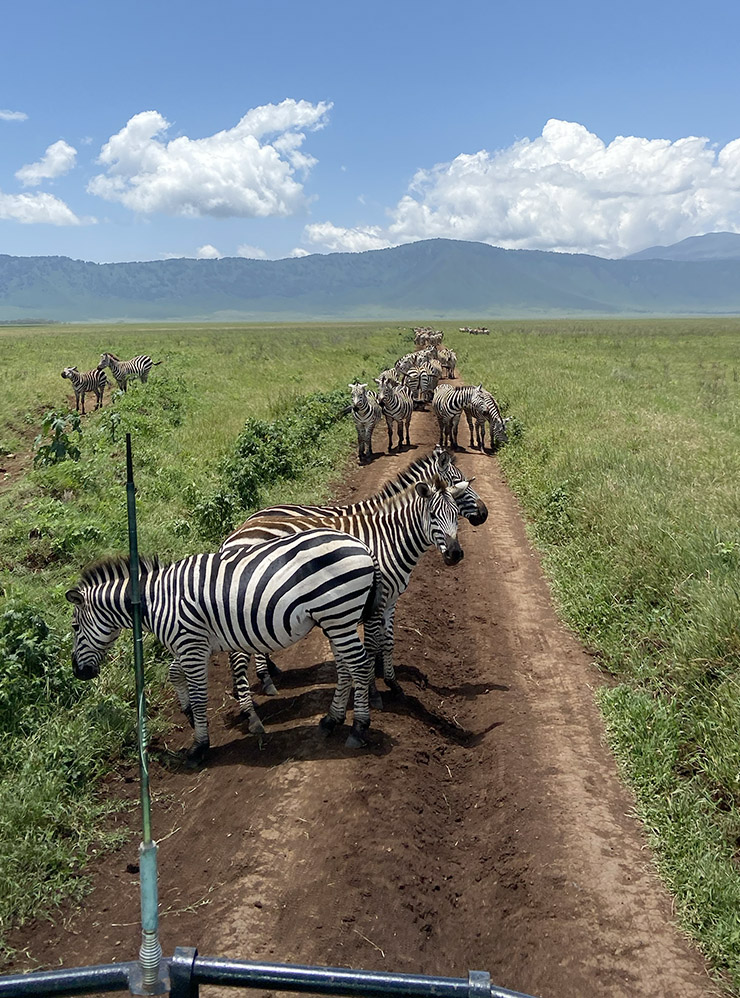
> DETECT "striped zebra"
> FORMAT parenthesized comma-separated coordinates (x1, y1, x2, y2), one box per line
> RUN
(98, 352, 161, 392)
(375, 376, 413, 449)
(348, 382, 382, 463)
(223, 475, 468, 711)
(438, 347, 457, 379)
(61, 366, 108, 414)
(464, 386, 508, 450)
(432, 383, 485, 449)
(66, 530, 383, 762)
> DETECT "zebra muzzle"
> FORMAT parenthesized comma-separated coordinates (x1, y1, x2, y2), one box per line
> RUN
(442, 538, 464, 566)
(72, 655, 99, 680)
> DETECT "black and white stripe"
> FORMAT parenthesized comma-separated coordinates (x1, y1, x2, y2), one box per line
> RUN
(223, 476, 467, 706)
(61, 366, 108, 414)
(348, 382, 382, 462)
(98, 352, 161, 392)
(375, 376, 413, 450)
(66, 530, 382, 761)
(465, 387, 508, 450)
(432, 384, 484, 448)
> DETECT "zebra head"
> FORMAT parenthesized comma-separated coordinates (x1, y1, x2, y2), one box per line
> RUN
(61, 366, 78, 380)
(97, 353, 111, 370)
(65, 584, 122, 680)
(349, 382, 369, 410)
(414, 477, 467, 566)
(432, 445, 488, 526)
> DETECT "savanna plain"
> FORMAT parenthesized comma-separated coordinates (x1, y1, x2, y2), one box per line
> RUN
(1, 319, 739, 993)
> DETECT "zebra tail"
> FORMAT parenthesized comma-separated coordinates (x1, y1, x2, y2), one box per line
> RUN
(152, 360, 163, 366)
(361, 558, 384, 624)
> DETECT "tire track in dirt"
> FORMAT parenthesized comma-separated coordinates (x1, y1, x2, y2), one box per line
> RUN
(8, 385, 719, 998)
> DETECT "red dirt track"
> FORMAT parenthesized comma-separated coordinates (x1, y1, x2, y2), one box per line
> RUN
(9, 396, 719, 997)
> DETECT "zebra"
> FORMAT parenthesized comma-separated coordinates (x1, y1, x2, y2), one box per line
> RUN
(348, 382, 382, 463)
(432, 383, 485, 449)
(61, 366, 108, 414)
(438, 347, 457, 379)
(98, 352, 161, 392)
(464, 386, 509, 450)
(66, 529, 383, 763)
(375, 376, 413, 450)
(222, 475, 468, 713)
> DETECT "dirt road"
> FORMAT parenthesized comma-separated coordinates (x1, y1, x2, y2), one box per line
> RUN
(10, 398, 719, 997)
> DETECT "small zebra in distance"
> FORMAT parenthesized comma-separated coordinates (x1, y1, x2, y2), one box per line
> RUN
(348, 382, 382, 463)
(61, 366, 108, 415)
(465, 386, 509, 451)
(375, 375, 413, 450)
(66, 529, 383, 762)
(432, 383, 486, 449)
(226, 474, 469, 708)
(98, 352, 161, 392)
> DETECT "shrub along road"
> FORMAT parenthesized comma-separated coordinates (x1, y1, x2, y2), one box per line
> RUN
(8, 394, 720, 998)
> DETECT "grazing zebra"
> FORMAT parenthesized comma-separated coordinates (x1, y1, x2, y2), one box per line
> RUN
(348, 382, 382, 463)
(465, 386, 509, 450)
(223, 475, 468, 711)
(61, 366, 108, 414)
(432, 384, 485, 449)
(66, 530, 383, 762)
(98, 352, 161, 392)
(375, 376, 413, 450)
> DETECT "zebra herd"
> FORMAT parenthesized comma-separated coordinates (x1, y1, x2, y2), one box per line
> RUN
(348, 327, 507, 461)
(61, 351, 160, 414)
(66, 328, 504, 764)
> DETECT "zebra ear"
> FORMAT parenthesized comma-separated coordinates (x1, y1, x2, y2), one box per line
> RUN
(450, 481, 470, 497)
(414, 481, 431, 499)
(65, 587, 84, 605)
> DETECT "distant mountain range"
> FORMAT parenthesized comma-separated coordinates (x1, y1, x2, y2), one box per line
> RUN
(625, 231, 740, 262)
(3, 236, 740, 321)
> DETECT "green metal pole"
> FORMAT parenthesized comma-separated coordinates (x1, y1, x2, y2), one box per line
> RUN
(125, 434, 165, 995)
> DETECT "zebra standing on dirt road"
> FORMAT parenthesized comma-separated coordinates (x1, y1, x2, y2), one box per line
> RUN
(61, 366, 108, 414)
(465, 386, 508, 450)
(98, 352, 161, 392)
(348, 382, 382, 462)
(432, 384, 486, 449)
(66, 530, 383, 762)
(223, 476, 469, 720)
(375, 376, 413, 450)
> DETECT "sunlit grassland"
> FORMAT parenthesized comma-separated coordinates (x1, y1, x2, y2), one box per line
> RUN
(0, 320, 406, 959)
(451, 317, 740, 990)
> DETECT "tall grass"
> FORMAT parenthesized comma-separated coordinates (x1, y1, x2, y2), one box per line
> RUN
(453, 317, 740, 989)
(0, 321, 407, 959)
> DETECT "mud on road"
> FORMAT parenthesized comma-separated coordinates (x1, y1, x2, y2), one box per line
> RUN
(9, 396, 718, 998)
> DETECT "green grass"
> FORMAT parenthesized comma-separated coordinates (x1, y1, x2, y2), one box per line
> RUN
(0, 321, 409, 960)
(451, 317, 740, 990)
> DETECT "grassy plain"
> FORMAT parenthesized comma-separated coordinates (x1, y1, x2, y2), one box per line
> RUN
(453, 317, 740, 990)
(0, 321, 406, 958)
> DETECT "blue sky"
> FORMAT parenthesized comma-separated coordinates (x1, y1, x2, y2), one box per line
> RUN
(2, 0, 740, 263)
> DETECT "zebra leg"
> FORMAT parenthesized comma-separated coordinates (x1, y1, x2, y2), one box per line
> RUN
(254, 651, 278, 696)
(229, 651, 266, 734)
(168, 659, 193, 726)
(385, 414, 394, 451)
(362, 611, 385, 710)
(80, 392, 86, 416)
(466, 411, 476, 448)
(381, 602, 403, 697)
(176, 644, 214, 764)
(327, 632, 373, 748)
(404, 414, 412, 446)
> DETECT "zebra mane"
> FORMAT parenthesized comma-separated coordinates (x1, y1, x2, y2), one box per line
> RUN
(103, 351, 121, 361)
(79, 554, 161, 587)
(374, 450, 453, 501)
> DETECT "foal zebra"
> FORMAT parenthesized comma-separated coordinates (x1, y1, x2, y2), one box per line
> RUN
(223, 476, 467, 713)
(66, 530, 382, 761)
(432, 384, 485, 449)
(348, 382, 382, 462)
(375, 376, 413, 449)
(98, 352, 161, 392)
(61, 366, 108, 414)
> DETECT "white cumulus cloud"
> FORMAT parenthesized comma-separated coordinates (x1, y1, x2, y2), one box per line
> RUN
(303, 222, 392, 253)
(0, 109, 27, 121)
(88, 99, 332, 218)
(236, 244, 268, 259)
(16, 140, 77, 186)
(0, 189, 88, 225)
(196, 244, 222, 259)
(305, 120, 740, 258)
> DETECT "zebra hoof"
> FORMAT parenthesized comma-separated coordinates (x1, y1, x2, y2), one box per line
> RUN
(244, 712, 266, 736)
(345, 721, 370, 749)
(261, 680, 279, 696)
(369, 689, 384, 711)
(183, 705, 195, 728)
(185, 739, 210, 768)
(319, 715, 341, 736)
